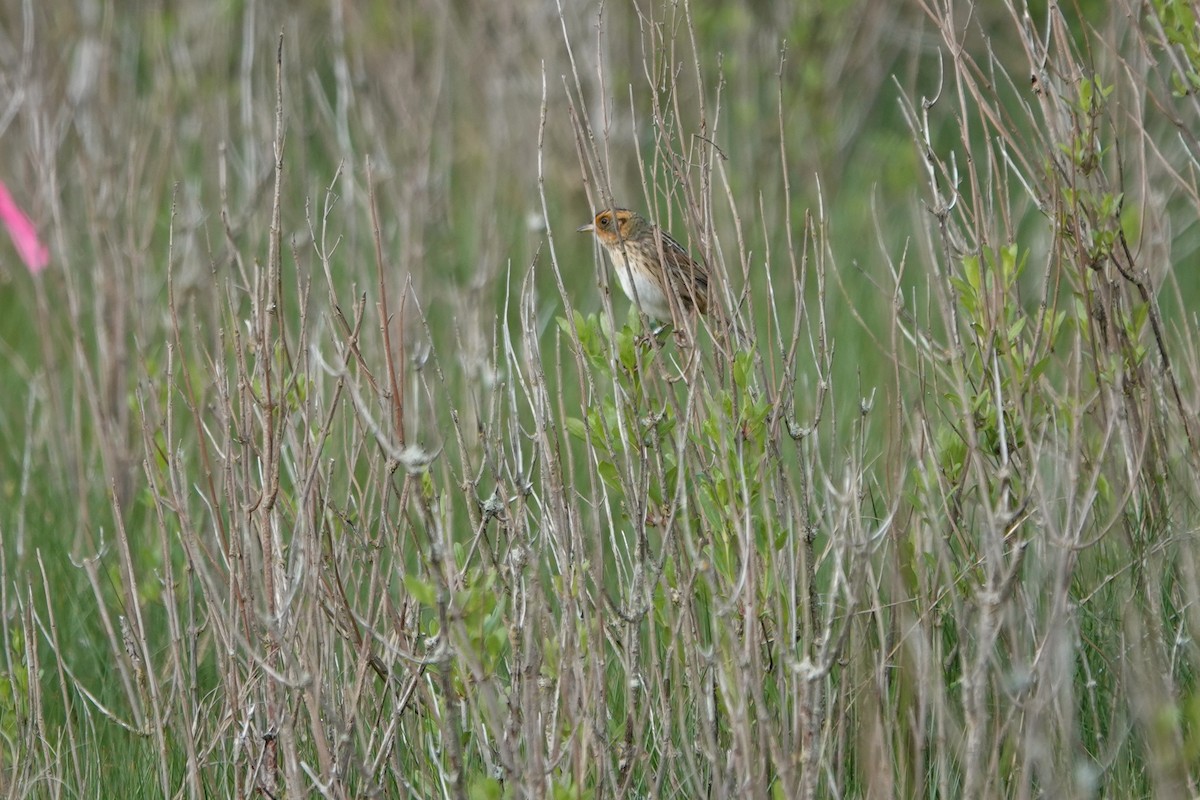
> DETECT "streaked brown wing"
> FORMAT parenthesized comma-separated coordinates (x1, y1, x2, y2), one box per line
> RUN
(658, 229, 709, 315)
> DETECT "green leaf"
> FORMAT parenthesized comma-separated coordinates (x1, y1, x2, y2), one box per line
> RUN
(1078, 77, 1093, 112)
(1007, 316, 1026, 343)
(962, 254, 981, 294)
(597, 460, 621, 491)
(1129, 302, 1149, 337)
(617, 326, 637, 372)
(405, 574, 437, 606)
(733, 350, 753, 390)
(565, 416, 588, 442)
(469, 777, 503, 800)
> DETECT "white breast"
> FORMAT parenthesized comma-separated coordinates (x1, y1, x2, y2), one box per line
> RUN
(609, 256, 672, 320)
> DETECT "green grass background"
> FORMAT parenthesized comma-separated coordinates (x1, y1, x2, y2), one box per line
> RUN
(2, 0, 1200, 797)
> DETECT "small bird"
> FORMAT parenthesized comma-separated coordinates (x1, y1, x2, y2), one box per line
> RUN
(577, 208, 709, 322)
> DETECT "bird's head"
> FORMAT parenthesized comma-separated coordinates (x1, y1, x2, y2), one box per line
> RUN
(577, 208, 647, 245)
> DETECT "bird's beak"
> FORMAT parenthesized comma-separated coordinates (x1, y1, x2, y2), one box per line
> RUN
(576, 222, 594, 233)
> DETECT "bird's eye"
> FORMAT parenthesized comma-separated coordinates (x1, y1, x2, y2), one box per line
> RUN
(599, 215, 610, 227)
